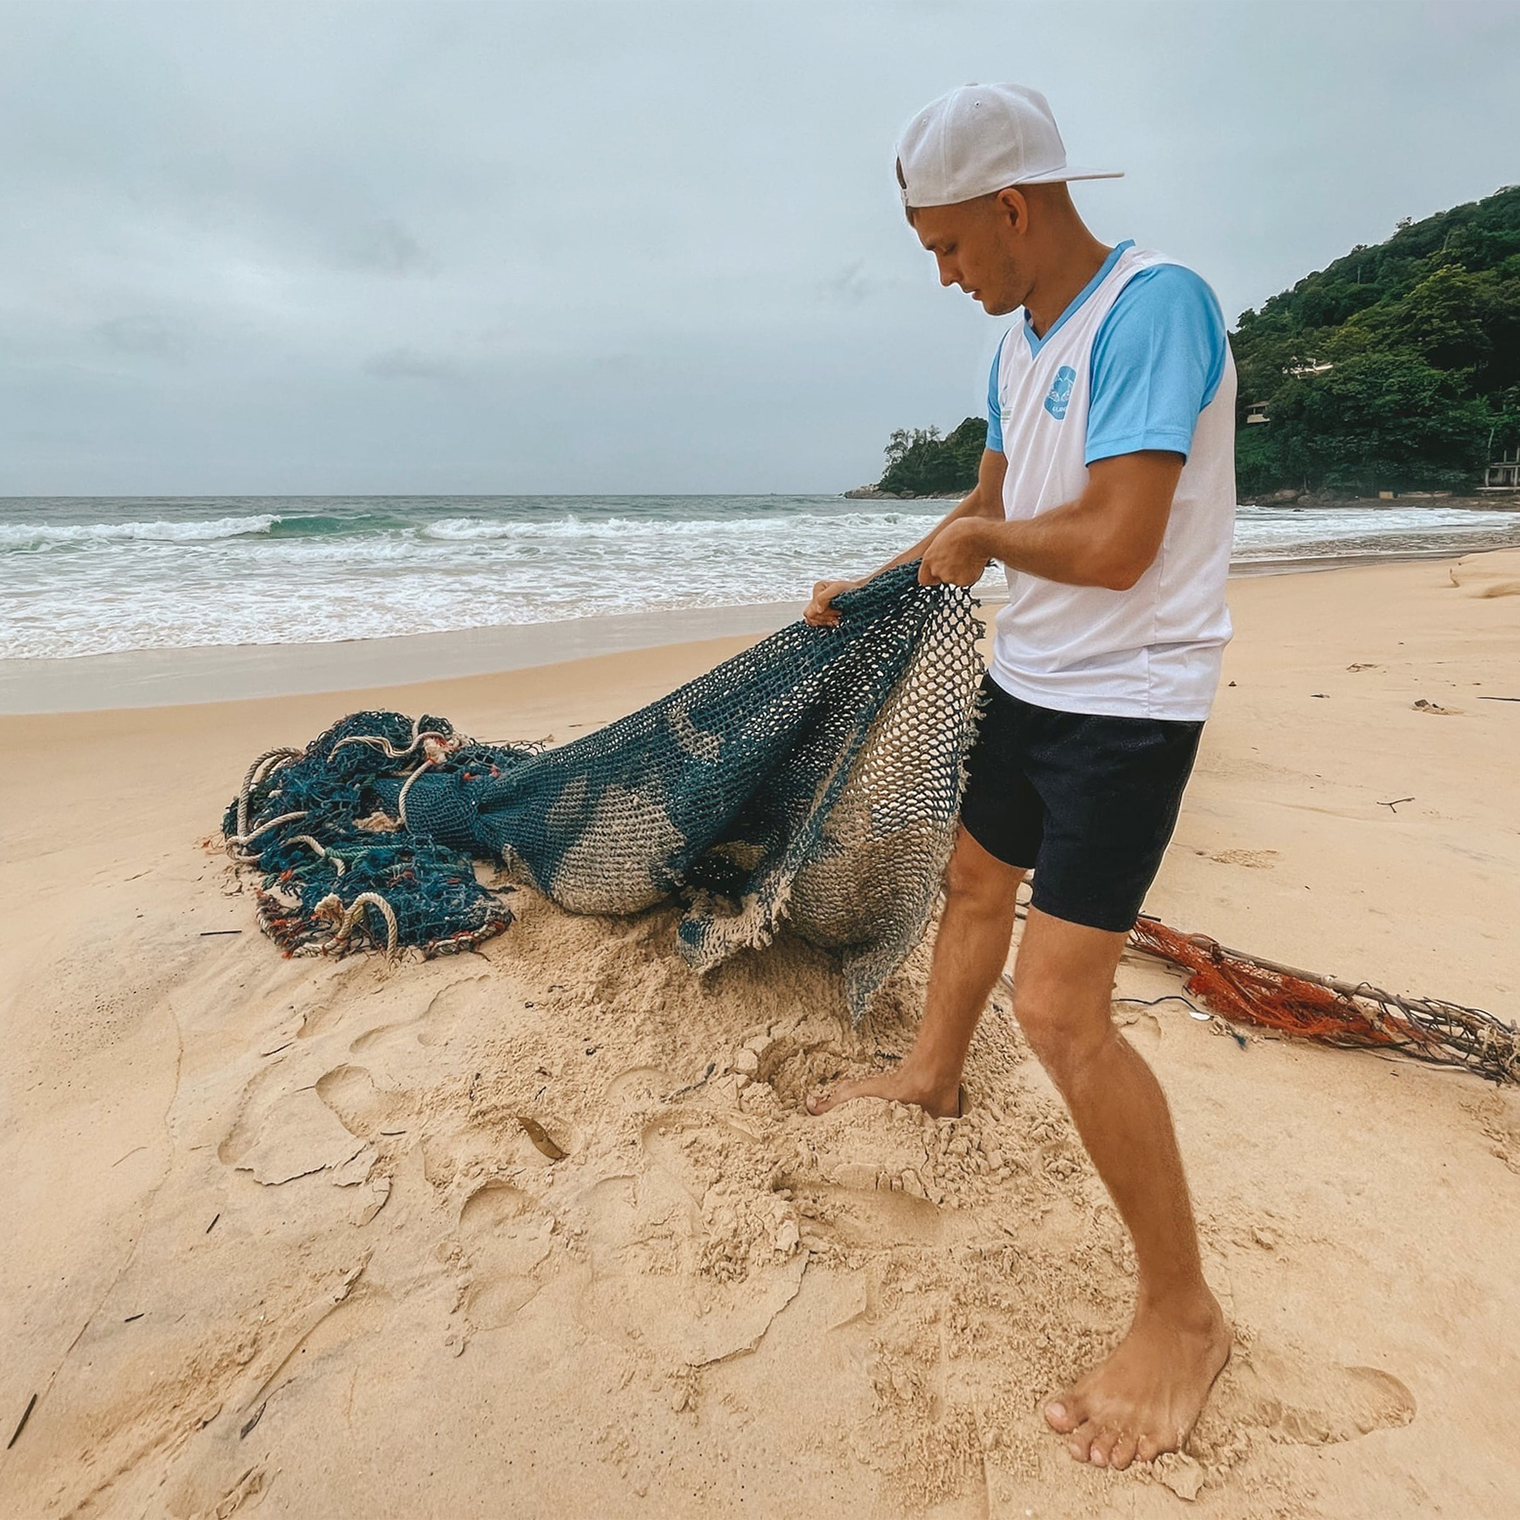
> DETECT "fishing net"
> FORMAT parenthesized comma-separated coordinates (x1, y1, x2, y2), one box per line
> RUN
(1129, 916, 1520, 1084)
(223, 566, 985, 1016)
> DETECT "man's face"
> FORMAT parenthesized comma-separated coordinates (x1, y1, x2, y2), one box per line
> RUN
(911, 195, 1028, 316)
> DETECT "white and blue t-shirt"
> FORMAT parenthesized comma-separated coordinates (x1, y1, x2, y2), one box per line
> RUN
(983, 241, 1237, 722)
(986, 241, 1229, 464)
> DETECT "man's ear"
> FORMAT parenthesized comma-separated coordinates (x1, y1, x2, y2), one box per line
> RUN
(994, 186, 1029, 236)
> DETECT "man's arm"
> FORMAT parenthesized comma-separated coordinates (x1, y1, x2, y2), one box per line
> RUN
(803, 447, 1007, 626)
(917, 450, 1184, 593)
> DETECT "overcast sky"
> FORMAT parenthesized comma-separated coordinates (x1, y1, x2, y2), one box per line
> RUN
(2, 1, 1516, 497)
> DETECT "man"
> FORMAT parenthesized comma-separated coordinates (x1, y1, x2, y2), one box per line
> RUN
(803, 84, 1235, 1471)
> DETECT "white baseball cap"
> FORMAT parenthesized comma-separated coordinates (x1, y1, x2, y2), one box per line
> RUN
(895, 83, 1123, 209)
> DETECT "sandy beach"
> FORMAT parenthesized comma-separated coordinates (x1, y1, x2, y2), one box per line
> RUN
(3, 548, 1519, 1519)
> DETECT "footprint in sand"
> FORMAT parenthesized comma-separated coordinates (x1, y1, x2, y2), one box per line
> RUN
(348, 1020, 419, 1056)
(604, 1065, 678, 1104)
(228, 1088, 370, 1186)
(218, 1063, 373, 1186)
(575, 1171, 805, 1367)
(217, 1064, 287, 1168)
(456, 1180, 556, 1329)
(638, 1109, 762, 1200)
(795, 1096, 951, 1238)
(347, 974, 487, 1056)
(786, 1175, 943, 1250)
(315, 1064, 409, 1140)
(1203, 1343, 1416, 1450)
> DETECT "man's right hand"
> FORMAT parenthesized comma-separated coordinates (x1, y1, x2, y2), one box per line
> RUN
(803, 578, 859, 628)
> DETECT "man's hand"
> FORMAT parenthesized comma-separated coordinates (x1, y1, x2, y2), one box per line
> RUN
(918, 518, 992, 587)
(804, 578, 860, 627)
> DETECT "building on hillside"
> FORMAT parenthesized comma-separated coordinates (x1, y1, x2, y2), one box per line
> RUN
(1483, 450, 1520, 490)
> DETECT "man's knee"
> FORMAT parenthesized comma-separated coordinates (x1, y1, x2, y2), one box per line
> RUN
(944, 830, 1022, 915)
(1012, 985, 1111, 1090)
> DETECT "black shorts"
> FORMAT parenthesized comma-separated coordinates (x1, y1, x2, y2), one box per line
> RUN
(959, 675, 1203, 933)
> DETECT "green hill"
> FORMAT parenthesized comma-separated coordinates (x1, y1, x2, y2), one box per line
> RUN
(1233, 184, 1520, 494)
(869, 185, 1520, 499)
(871, 417, 987, 497)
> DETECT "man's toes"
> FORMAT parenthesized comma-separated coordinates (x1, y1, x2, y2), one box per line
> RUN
(806, 1080, 857, 1115)
(1086, 1426, 1123, 1468)
(1044, 1396, 1085, 1435)
(1109, 1433, 1139, 1471)
(1064, 1419, 1100, 1463)
(1135, 1433, 1163, 1464)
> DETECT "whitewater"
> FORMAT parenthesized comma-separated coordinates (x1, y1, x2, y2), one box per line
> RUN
(4, 493, 1519, 661)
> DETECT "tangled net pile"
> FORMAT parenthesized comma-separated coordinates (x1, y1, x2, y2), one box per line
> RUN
(224, 567, 984, 1015)
(1130, 917, 1520, 1085)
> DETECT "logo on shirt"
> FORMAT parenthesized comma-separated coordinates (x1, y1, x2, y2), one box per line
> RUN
(1043, 366, 1077, 420)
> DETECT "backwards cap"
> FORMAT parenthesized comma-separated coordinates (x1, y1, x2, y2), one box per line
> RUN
(895, 83, 1122, 209)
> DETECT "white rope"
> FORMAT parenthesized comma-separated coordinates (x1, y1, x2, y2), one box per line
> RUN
(311, 891, 399, 956)
(236, 747, 303, 837)
(226, 810, 308, 855)
(328, 715, 453, 764)
(395, 758, 434, 829)
(289, 834, 346, 875)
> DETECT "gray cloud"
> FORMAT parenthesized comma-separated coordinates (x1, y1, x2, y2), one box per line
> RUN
(1, 1, 1516, 495)
(363, 345, 460, 380)
(94, 314, 191, 359)
(341, 220, 435, 276)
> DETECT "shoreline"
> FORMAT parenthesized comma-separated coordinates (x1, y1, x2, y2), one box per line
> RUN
(2, 543, 1511, 715)
(849, 488, 1520, 510)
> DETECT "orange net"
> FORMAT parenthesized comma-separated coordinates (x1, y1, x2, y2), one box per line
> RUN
(1127, 916, 1520, 1085)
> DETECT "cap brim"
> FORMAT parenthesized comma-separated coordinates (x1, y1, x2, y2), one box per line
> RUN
(1017, 166, 1124, 184)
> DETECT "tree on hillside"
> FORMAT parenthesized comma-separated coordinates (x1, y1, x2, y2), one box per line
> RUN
(1232, 184, 1520, 494)
(1238, 351, 1491, 494)
(877, 417, 986, 496)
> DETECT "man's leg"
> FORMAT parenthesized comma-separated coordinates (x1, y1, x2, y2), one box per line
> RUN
(1013, 905, 1230, 1469)
(807, 828, 1023, 1118)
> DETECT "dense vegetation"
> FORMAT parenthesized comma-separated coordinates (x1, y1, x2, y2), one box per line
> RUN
(875, 416, 986, 496)
(1233, 184, 1520, 494)
(872, 185, 1520, 498)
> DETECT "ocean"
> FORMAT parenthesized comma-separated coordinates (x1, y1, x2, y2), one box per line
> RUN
(4, 493, 1519, 662)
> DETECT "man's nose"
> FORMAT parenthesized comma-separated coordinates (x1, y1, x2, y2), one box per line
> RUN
(937, 259, 958, 288)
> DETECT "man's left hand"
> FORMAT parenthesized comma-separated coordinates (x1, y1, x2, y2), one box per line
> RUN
(918, 519, 992, 587)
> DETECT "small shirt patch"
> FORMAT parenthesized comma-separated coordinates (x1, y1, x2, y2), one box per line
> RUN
(1043, 366, 1077, 420)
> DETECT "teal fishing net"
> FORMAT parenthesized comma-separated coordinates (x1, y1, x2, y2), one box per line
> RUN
(223, 566, 984, 1014)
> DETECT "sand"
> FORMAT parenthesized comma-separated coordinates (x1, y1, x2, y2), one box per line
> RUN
(2, 550, 1519, 1519)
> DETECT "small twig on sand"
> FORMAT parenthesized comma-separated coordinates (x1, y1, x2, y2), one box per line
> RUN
(666, 1062, 717, 1100)
(8, 1393, 37, 1449)
(1477, 696, 1520, 703)
(1378, 797, 1415, 813)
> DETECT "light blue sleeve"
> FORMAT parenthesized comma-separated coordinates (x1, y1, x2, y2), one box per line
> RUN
(986, 341, 1005, 454)
(1084, 265, 1228, 466)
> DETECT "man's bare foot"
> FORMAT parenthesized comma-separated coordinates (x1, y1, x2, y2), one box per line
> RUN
(1044, 1293, 1231, 1469)
(805, 1064, 962, 1119)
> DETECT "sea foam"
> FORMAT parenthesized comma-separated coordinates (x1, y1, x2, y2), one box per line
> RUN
(3, 495, 1518, 661)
